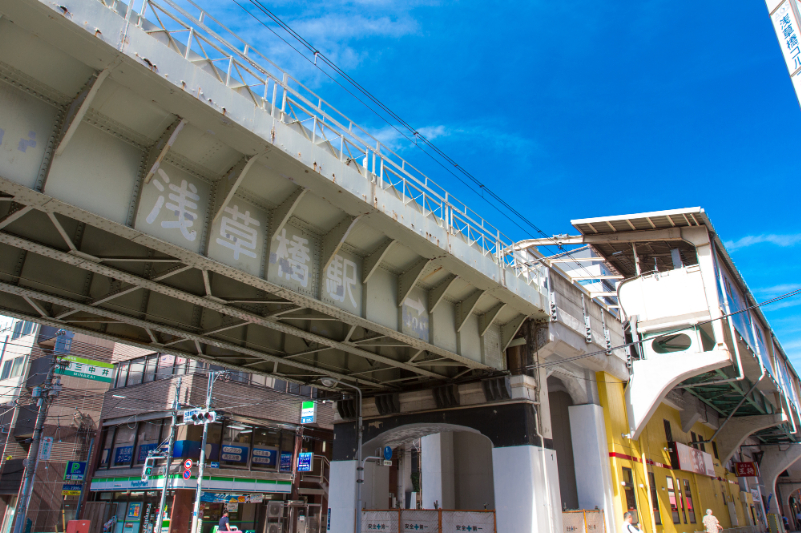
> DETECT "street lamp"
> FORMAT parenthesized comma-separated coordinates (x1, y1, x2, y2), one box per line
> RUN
(320, 377, 363, 533)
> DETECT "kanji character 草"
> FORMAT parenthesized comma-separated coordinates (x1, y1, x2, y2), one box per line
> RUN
(216, 204, 260, 260)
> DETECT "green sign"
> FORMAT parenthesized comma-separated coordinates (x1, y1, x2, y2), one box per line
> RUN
(55, 356, 114, 382)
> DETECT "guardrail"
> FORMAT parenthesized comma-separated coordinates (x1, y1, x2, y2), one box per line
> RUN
(92, 0, 551, 292)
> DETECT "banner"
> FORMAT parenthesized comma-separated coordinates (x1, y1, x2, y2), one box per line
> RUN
(674, 442, 715, 477)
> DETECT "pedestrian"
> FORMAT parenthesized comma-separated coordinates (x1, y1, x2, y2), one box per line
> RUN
(702, 509, 722, 533)
(621, 511, 641, 533)
(218, 511, 239, 532)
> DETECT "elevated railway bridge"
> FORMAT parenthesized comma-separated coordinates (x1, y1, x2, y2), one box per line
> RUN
(0, 1, 798, 532)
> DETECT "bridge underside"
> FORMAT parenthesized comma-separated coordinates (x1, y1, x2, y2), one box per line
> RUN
(0, 0, 561, 392)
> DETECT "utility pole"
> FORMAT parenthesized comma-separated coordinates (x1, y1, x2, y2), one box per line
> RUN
(12, 356, 65, 533)
(155, 377, 182, 533)
(190, 370, 225, 533)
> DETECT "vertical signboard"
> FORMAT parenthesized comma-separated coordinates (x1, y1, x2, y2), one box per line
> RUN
(39, 437, 53, 461)
(766, 0, 801, 108)
(301, 401, 316, 424)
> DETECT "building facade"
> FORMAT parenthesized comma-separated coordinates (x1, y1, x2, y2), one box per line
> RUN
(85, 346, 334, 533)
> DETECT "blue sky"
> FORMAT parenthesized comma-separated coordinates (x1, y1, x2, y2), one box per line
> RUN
(177, 0, 801, 365)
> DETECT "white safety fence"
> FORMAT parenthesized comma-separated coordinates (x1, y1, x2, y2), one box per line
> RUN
(562, 510, 606, 533)
(362, 510, 496, 533)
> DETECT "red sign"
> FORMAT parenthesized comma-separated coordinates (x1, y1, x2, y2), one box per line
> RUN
(735, 462, 758, 477)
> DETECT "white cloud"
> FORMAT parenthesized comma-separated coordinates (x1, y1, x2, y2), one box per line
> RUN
(725, 233, 801, 251)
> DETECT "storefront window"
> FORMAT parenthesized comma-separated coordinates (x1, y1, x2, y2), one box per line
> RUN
(683, 479, 696, 523)
(666, 477, 680, 524)
(648, 472, 661, 525)
(112, 424, 136, 467)
(621, 467, 637, 519)
(127, 359, 144, 386)
(251, 428, 280, 470)
(221, 424, 252, 467)
(135, 420, 164, 465)
(143, 354, 158, 383)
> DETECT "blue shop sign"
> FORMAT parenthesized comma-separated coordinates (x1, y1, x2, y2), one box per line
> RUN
(221, 445, 248, 463)
(64, 461, 87, 481)
(279, 452, 293, 473)
(297, 452, 313, 472)
(252, 448, 277, 467)
(114, 446, 133, 465)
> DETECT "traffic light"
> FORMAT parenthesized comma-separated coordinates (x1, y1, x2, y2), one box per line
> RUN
(182, 409, 217, 425)
(141, 456, 156, 481)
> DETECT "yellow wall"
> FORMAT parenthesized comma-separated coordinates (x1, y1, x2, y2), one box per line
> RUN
(597, 372, 752, 532)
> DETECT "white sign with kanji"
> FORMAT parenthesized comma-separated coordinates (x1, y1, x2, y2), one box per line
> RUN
(268, 224, 318, 295)
(135, 163, 210, 253)
(322, 249, 362, 315)
(208, 198, 268, 276)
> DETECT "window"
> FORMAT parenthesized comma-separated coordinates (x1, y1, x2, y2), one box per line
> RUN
(143, 354, 157, 383)
(690, 432, 697, 448)
(11, 321, 22, 340)
(712, 441, 719, 460)
(135, 419, 163, 464)
(649, 472, 661, 525)
(683, 479, 696, 523)
(10, 357, 24, 378)
(156, 355, 175, 380)
(664, 419, 673, 443)
(174, 357, 187, 376)
(0, 360, 11, 380)
(112, 424, 136, 467)
(99, 429, 115, 468)
(221, 424, 252, 468)
(621, 467, 637, 518)
(115, 362, 128, 389)
(251, 428, 280, 471)
(126, 358, 144, 386)
(652, 333, 692, 354)
(21, 321, 33, 337)
(666, 477, 680, 524)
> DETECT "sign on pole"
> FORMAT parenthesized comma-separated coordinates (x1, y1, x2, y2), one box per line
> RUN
(735, 461, 759, 477)
(55, 356, 114, 382)
(383, 446, 392, 461)
(64, 461, 87, 481)
(184, 459, 193, 469)
(182, 470, 191, 480)
(297, 452, 313, 472)
(301, 401, 316, 424)
(39, 437, 53, 461)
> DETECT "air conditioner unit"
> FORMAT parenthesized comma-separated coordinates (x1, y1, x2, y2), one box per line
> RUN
(266, 524, 282, 533)
(267, 502, 284, 519)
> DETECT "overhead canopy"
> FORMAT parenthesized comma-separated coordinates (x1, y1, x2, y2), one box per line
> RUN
(569, 207, 706, 278)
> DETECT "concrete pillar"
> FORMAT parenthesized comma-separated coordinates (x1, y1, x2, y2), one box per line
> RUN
(421, 432, 455, 509)
(328, 460, 358, 533)
(492, 444, 563, 533)
(399, 447, 413, 508)
(716, 414, 786, 464)
(759, 445, 801, 514)
(568, 403, 617, 533)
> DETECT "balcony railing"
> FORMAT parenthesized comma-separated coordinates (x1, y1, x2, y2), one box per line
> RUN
(91, 0, 550, 292)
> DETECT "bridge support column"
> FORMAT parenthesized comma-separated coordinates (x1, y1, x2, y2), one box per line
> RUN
(716, 414, 786, 464)
(328, 459, 358, 533)
(759, 444, 801, 517)
(492, 444, 563, 533)
(568, 403, 617, 533)
(626, 349, 730, 438)
(421, 432, 455, 509)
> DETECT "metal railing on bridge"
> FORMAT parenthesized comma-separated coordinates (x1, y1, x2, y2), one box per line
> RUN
(91, 0, 549, 290)
(362, 509, 496, 533)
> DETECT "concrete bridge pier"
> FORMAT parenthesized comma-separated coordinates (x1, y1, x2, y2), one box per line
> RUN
(327, 400, 564, 533)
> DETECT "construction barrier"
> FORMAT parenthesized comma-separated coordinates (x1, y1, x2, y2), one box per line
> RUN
(562, 510, 606, 533)
(362, 509, 496, 532)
